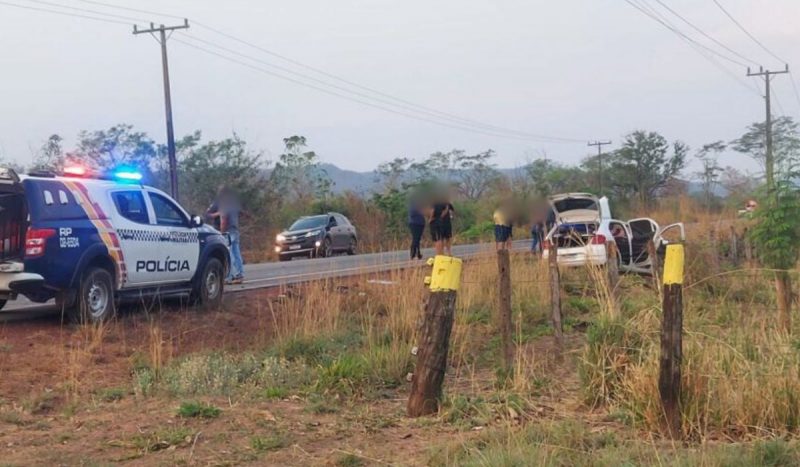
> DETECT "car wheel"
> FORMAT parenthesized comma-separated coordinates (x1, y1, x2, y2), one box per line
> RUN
(322, 237, 333, 258)
(347, 237, 357, 256)
(74, 267, 115, 323)
(194, 258, 224, 310)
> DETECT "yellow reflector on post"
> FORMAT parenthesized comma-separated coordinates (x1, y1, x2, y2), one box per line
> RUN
(428, 255, 463, 292)
(662, 244, 685, 285)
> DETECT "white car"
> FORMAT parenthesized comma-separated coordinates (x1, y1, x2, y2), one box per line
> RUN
(542, 193, 684, 274)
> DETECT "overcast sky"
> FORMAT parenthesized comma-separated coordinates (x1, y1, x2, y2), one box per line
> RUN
(1, 0, 798, 176)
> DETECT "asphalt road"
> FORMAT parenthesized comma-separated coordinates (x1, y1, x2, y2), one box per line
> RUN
(1, 239, 531, 322)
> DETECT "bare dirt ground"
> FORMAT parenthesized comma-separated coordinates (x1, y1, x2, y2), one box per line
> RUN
(0, 282, 589, 466)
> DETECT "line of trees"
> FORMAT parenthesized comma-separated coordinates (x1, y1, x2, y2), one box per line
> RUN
(3, 118, 796, 256)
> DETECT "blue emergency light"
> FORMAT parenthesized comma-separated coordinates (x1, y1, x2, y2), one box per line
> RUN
(113, 169, 143, 182)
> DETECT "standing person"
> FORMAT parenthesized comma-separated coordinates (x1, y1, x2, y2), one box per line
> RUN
(442, 199, 455, 256)
(408, 199, 425, 260)
(206, 187, 246, 285)
(493, 204, 513, 251)
(429, 197, 450, 256)
(530, 219, 544, 254)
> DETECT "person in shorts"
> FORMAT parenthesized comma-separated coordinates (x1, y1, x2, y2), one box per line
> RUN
(429, 197, 453, 256)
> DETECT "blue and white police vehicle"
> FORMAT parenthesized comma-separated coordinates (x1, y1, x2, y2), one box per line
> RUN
(0, 166, 230, 322)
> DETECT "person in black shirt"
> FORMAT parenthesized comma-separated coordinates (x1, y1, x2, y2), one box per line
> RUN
(408, 200, 426, 260)
(429, 198, 454, 256)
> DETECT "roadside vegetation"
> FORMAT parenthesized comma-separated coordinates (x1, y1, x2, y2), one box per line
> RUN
(5, 197, 800, 464)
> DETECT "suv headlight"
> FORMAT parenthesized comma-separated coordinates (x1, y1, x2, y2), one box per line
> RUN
(276, 234, 286, 242)
(305, 230, 321, 238)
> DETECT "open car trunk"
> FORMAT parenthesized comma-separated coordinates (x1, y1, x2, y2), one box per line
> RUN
(551, 222, 599, 248)
(0, 170, 27, 263)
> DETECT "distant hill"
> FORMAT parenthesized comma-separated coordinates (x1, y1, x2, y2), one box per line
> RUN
(318, 163, 723, 197)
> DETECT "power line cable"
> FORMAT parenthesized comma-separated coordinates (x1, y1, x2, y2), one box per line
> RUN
(623, 0, 749, 68)
(178, 32, 584, 143)
(171, 37, 583, 143)
(711, 0, 786, 64)
(69, 0, 589, 143)
(650, 0, 760, 67)
(624, 0, 761, 96)
(0, 0, 129, 24)
(21, 0, 144, 22)
(72, 0, 183, 20)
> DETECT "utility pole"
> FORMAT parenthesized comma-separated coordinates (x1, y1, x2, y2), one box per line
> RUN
(747, 65, 789, 193)
(588, 140, 612, 194)
(133, 20, 190, 201)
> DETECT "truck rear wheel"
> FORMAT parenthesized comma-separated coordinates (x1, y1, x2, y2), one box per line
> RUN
(74, 267, 115, 323)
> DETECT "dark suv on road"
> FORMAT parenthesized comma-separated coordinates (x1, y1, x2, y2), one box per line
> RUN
(274, 213, 357, 261)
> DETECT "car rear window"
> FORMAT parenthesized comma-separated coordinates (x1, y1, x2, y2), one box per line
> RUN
(553, 198, 598, 213)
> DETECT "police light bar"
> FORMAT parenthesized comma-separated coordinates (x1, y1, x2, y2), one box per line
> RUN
(113, 170, 143, 182)
(63, 165, 89, 177)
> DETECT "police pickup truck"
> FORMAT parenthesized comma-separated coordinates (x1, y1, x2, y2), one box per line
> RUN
(0, 166, 229, 322)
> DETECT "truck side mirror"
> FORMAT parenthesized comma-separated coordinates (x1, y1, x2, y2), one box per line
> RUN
(190, 215, 204, 228)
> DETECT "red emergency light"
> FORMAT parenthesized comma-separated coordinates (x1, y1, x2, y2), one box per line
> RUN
(63, 165, 89, 177)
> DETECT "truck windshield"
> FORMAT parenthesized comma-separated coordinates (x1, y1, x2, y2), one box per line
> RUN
(289, 215, 327, 231)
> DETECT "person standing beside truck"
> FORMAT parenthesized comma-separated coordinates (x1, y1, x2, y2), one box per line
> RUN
(207, 187, 247, 284)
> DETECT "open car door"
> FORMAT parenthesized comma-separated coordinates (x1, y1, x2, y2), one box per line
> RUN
(654, 222, 686, 258)
(627, 218, 659, 269)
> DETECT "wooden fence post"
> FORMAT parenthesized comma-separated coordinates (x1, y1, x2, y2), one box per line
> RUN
(548, 244, 564, 352)
(659, 244, 684, 439)
(730, 225, 739, 266)
(743, 227, 753, 266)
(408, 255, 463, 417)
(708, 227, 720, 275)
(606, 241, 620, 298)
(496, 249, 514, 372)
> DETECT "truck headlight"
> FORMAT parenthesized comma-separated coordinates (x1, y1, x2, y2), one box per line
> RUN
(305, 229, 321, 238)
(276, 234, 286, 243)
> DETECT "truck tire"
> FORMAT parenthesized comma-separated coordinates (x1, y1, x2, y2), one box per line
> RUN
(193, 257, 224, 310)
(74, 267, 115, 323)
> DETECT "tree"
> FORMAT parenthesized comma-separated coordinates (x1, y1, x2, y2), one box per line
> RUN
(270, 136, 332, 205)
(608, 130, 688, 207)
(749, 181, 800, 332)
(375, 157, 412, 192)
(455, 150, 501, 200)
(72, 124, 159, 180)
(178, 132, 266, 215)
(31, 134, 67, 172)
(732, 116, 800, 183)
(695, 141, 725, 209)
(525, 159, 587, 197)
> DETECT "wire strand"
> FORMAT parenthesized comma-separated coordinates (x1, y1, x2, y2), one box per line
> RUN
(624, 0, 760, 97)
(650, 0, 760, 67)
(0, 0, 129, 24)
(171, 37, 583, 143)
(624, 0, 749, 68)
(20, 0, 144, 22)
(711, 0, 787, 65)
(73, 0, 589, 143)
(178, 32, 584, 144)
